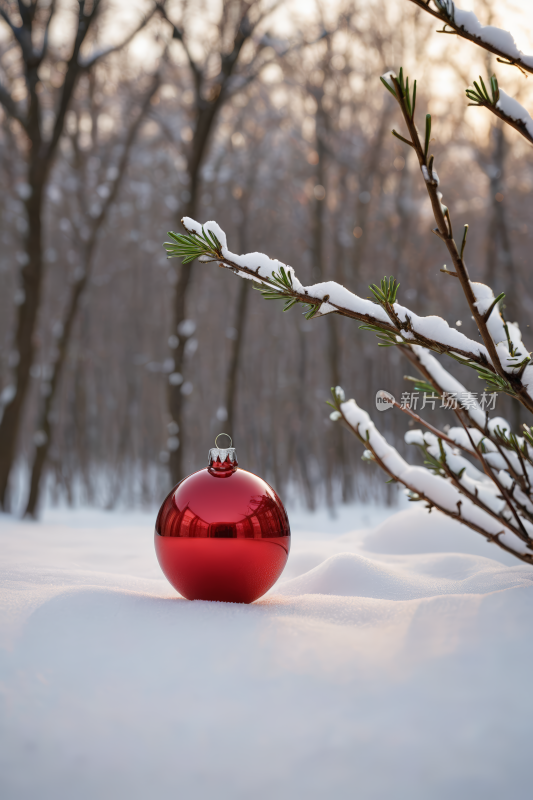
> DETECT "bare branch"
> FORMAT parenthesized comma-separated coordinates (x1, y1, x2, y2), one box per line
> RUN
(45, 0, 99, 159)
(37, 0, 57, 63)
(0, 80, 27, 128)
(0, 5, 31, 61)
(226, 28, 327, 99)
(391, 397, 476, 456)
(156, 2, 202, 96)
(80, 2, 160, 70)
(92, 74, 161, 229)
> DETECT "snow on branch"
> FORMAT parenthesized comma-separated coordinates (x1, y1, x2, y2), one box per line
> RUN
(165, 218, 501, 370)
(466, 76, 533, 148)
(386, 344, 533, 488)
(470, 282, 530, 372)
(379, 68, 533, 413)
(165, 213, 533, 412)
(496, 91, 533, 144)
(408, 345, 486, 428)
(329, 391, 533, 564)
(408, 0, 533, 76)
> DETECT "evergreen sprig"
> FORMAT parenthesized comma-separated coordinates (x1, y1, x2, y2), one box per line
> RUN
(407, 436, 447, 477)
(493, 425, 533, 468)
(380, 67, 417, 121)
(483, 291, 505, 321)
(448, 352, 515, 394)
(434, 0, 455, 21)
(502, 322, 531, 368)
(359, 323, 403, 348)
(164, 227, 222, 264)
(269, 266, 293, 290)
(404, 375, 439, 395)
(425, 443, 445, 475)
(522, 425, 533, 457)
(254, 266, 323, 319)
(369, 275, 400, 307)
(466, 75, 499, 107)
(254, 267, 293, 304)
(302, 303, 322, 320)
(494, 425, 520, 451)
(326, 385, 346, 418)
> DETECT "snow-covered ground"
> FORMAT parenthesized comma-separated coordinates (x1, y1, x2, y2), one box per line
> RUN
(1, 501, 532, 800)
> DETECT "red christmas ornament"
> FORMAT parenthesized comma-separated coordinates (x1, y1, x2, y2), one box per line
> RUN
(155, 434, 291, 603)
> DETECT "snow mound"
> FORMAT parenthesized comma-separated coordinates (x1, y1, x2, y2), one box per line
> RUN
(276, 549, 532, 599)
(362, 505, 520, 564)
(278, 551, 413, 598)
(1, 505, 533, 800)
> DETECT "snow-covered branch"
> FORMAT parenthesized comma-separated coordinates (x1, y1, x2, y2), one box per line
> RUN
(331, 391, 533, 565)
(466, 77, 533, 148)
(380, 69, 533, 414)
(408, 3, 533, 148)
(494, 90, 533, 146)
(171, 192, 533, 411)
(381, 343, 533, 543)
(407, 0, 533, 76)
(167, 218, 513, 373)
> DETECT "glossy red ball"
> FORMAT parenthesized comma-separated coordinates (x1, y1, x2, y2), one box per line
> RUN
(155, 457, 290, 603)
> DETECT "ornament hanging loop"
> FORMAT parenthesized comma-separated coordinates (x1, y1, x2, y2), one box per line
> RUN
(215, 432, 232, 449)
(209, 433, 237, 470)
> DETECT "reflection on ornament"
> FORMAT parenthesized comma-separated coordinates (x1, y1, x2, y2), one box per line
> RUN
(155, 434, 290, 603)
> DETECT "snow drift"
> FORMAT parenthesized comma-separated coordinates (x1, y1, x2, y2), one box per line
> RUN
(1, 504, 533, 800)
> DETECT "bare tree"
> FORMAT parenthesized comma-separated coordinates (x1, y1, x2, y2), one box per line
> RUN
(24, 71, 161, 517)
(2, 0, 532, 516)
(0, 0, 157, 508)
(158, 0, 301, 484)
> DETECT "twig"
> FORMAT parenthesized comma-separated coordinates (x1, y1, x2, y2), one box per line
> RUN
(343, 413, 533, 565)
(388, 72, 533, 414)
(406, 0, 533, 76)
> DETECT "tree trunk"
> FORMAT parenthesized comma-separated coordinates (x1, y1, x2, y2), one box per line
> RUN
(224, 278, 250, 438)
(485, 124, 517, 322)
(0, 1, 153, 509)
(167, 102, 231, 484)
(24, 79, 159, 516)
(167, 257, 194, 484)
(391, 153, 413, 284)
(296, 327, 316, 509)
(24, 274, 84, 517)
(0, 180, 44, 508)
(312, 103, 347, 507)
(352, 103, 392, 291)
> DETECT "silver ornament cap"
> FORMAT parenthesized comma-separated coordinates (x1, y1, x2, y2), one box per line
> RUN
(208, 433, 238, 467)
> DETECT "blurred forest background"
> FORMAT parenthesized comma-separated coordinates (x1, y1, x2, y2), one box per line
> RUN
(1, 0, 533, 515)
